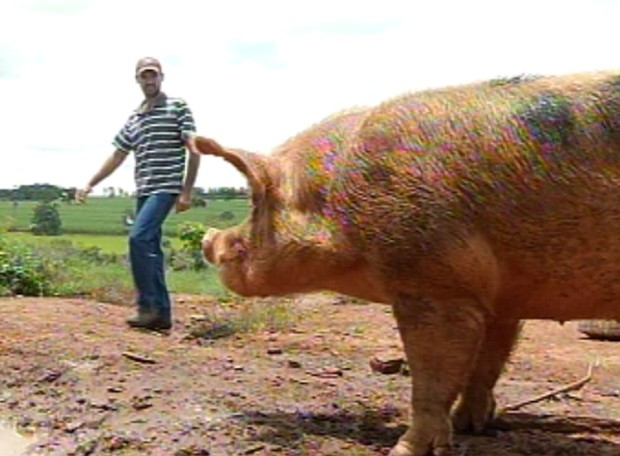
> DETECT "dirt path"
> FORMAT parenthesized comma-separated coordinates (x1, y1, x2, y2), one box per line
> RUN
(0, 295, 619, 455)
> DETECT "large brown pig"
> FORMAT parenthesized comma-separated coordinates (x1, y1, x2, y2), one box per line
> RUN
(193, 69, 620, 456)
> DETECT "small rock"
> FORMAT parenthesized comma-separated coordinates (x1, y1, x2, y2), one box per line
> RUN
(38, 369, 63, 383)
(89, 398, 110, 410)
(89, 397, 118, 411)
(369, 354, 405, 375)
(602, 389, 620, 397)
(267, 347, 283, 355)
(131, 395, 153, 410)
(65, 420, 84, 433)
(174, 445, 210, 456)
(309, 367, 343, 378)
(287, 360, 302, 369)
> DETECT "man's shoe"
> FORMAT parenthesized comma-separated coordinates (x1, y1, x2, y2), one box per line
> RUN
(126, 312, 172, 331)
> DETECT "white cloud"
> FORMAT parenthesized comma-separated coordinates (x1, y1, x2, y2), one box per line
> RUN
(1, 0, 619, 194)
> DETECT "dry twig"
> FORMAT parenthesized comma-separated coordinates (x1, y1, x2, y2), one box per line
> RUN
(498, 360, 598, 414)
(122, 351, 156, 364)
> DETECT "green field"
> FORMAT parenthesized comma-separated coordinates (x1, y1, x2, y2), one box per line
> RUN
(0, 196, 251, 298)
(0, 197, 250, 236)
(5, 232, 150, 254)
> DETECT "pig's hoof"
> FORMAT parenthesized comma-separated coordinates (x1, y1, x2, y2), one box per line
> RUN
(388, 441, 453, 456)
(388, 441, 414, 456)
(452, 392, 495, 434)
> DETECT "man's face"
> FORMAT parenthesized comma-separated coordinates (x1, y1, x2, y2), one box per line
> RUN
(136, 70, 162, 97)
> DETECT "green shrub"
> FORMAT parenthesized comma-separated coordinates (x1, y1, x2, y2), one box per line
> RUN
(174, 222, 208, 270)
(31, 201, 62, 235)
(0, 239, 52, 295)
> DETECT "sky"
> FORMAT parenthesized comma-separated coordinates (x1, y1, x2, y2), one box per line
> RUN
(1, 0, 620, 194)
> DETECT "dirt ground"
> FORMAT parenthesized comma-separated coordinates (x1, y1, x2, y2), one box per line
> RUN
(0, 294, 619, 456)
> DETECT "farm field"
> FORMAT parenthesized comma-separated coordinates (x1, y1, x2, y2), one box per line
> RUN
(0, 195, 241, 298)
(5, 232, 137, 254)
(0, 197, 249, 236)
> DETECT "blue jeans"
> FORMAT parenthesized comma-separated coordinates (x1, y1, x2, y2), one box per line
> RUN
(129, 192, 176, 319)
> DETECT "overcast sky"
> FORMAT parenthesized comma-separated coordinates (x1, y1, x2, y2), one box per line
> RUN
(1, 0, 619, 194)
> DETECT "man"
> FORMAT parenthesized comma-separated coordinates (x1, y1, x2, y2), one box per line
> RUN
(77, 57, 201, 331)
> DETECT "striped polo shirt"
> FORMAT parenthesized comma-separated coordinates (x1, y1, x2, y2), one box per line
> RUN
(113, 92, 196, 197)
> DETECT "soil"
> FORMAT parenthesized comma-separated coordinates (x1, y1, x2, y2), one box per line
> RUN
(0, 294, 619, 456)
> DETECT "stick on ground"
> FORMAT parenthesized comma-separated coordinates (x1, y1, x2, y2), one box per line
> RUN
(498, 360, 597, 414)
(122, 351, 156, 365)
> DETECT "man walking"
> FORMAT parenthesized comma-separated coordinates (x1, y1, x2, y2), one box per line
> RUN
(77, 57, 201, 331)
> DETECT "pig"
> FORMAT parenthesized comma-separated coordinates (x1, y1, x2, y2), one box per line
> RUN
(193, 69, 620, 456)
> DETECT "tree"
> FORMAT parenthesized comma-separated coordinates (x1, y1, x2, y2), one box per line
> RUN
(31, 202, 62, 236)
(10, 184, 64, 202)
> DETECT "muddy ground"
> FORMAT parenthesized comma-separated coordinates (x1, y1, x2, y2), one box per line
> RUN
(0, 294, 619, 456)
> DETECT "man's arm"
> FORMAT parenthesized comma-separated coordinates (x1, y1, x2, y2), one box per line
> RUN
(183, 144, 201, 193)
(76, 149, 128, 202)
(175, 137, 201, 212)
(175, 98, 200, 213)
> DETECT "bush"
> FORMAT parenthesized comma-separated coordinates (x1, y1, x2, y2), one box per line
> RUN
(218, 211, 234, 221)
(78, 245, 123, 265)
(0, 235, 132, 300)
(31, 201, 62, 235)
(0, 239, 52, 295)
(174, 222, 208, 270)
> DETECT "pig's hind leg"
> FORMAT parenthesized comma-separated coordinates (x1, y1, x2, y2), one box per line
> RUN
(451, 318, 522, 434)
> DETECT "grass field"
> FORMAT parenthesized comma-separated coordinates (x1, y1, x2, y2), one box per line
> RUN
(4, 232, 154, 254)
(0, 196, 248, 298)
(0, 197, 250, 236)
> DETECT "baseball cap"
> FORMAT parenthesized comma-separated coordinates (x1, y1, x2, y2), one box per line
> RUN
(135, 57, 162, 76)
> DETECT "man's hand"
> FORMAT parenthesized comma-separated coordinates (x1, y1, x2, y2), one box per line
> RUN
(75, 185, 93, 204)
(175, 191, 191, 213)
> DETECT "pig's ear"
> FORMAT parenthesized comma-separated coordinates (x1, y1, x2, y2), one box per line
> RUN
(193, 136, 269, 197)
